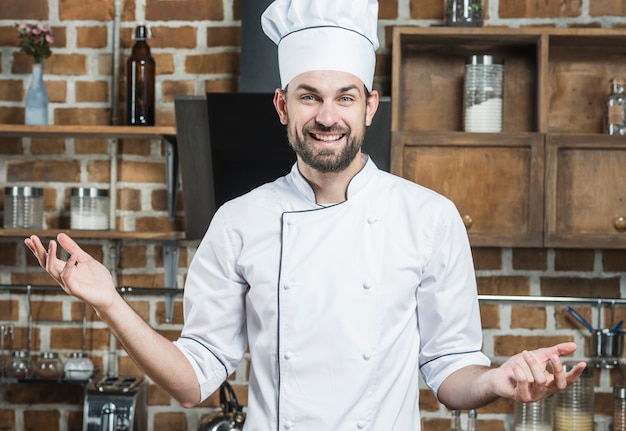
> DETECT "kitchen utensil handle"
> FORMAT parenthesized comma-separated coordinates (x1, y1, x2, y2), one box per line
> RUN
(566, 306, 595, 332)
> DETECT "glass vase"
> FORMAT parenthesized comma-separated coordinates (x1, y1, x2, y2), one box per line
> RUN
(25, 62, 49, 125)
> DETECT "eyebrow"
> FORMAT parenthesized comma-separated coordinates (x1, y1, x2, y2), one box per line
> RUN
(295, 83, 361, 96)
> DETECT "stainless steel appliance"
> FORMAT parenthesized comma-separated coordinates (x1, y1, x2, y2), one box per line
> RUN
(83, 376, 147, 431)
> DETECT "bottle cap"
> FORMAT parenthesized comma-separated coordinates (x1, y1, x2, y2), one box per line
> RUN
(134, 23, 149, 41)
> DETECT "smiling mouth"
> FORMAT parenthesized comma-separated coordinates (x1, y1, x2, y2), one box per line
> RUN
(310, 133, 345, 142)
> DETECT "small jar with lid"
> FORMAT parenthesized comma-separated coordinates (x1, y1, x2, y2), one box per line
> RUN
(6, 349, 32, 379)
(34, 351, 64, 380)
(4, 186, 44, 229)
(70, 187, 110, 230)
(513, 397, 553, 431)
(554, 363, 594, 431)
(64, 351, 94, 381)
(444, 0, 484, 27)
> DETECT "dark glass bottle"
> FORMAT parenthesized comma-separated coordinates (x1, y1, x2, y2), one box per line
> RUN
(126, 23, 155, 126)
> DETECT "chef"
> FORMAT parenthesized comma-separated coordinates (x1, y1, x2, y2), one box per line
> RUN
(25, 0, 586, 430)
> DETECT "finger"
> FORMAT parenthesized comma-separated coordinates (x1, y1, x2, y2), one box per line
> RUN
(45, 239, 62, 276)
(552, 342, 577, 356)
(523, 350, 548, 386)
(549, 354, 568, 390)
(512, 362, 533, 401)
(57, 233, 87, 261)
(25, 235, 47, 265)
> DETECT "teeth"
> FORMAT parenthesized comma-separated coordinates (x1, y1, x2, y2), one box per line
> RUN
(313, 134, 342, 142)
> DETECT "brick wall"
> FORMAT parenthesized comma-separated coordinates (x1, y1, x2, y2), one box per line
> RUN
(1, 0, 626, 430)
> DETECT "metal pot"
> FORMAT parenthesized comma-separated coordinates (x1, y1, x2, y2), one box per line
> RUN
(198, 381, 245, 431)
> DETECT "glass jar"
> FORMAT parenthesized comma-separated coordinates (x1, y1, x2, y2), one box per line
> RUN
(513, 397, 553, 431)
(464, 55, 505, 133)
(34, 351, 64, 380)
(6, 350, 32, 379)
(4, 186, 44, 229)
(64, 351, 94, 381)
(446, 409, 462, 431)
(554, 363, 594, 431)
(70, 187, 110, 230)
(444, 0, 484, 27)
(615, 385, 626, 431)
(605, 76, 626, 135)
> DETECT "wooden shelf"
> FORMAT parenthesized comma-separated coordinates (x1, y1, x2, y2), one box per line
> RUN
(1, 228, 185, 241)
(0, 124, 176, 139)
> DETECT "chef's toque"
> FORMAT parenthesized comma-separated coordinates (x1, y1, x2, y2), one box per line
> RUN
(261, 0, 379, 91)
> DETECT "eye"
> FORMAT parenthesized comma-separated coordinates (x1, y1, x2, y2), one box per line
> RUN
(300, 94, 318, 102)
(338, 95, 355, 104)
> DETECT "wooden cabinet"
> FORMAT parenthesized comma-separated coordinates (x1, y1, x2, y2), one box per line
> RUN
(391, 26, 626, 248)
(545, 134, 626, 248)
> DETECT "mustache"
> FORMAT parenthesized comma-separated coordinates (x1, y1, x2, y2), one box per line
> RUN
(304, 123, 350, 134)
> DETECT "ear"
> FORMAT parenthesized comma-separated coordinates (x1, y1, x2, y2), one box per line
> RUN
(365, 90, 379, 127)
(273, 89, 288, 125)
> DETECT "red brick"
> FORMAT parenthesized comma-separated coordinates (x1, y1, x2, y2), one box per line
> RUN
(603, 249, 626, 272)
(494, 335, 574, 356)
(59, 0, 114, 20)
(207, 26, 241, 47)
(76, 26, 108, 49)
(511, 306, 547, 329)
(184, 52, 240, 75)
(541, 276, 620, 298)
(554, 249, 595, 271)
(477, 276, 530, 295)
(75, 81, 109, 102)
(499, 0, 582, 18)
(472, 247, 502, 270)
(409, 0, 441, 19)
(54, 107, 112, 125)
(7, 160, 81, 182)
(1, 0, 49, 19)
(512, 248, 548, 270)
(146, 0, 224, 21)
(590, 1, 626, 16)
(0, 80, 24, 101)
(152, 26, 197, 49)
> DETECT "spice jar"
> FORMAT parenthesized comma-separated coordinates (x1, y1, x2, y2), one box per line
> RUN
(464, 55, 504, 133)
(4, 186, 44, 229)
(554, 363, 594, 431)
(444, 0, 484, 27)
(64, 351, 94, 381)
(6, 350, 32, 379)
(513, 397, 553, 431)
(70, 187, 110, 230)
(34, 351, 64, 380)
(615, 385, 626, 431)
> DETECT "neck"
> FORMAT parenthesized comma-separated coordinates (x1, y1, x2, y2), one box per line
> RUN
(298, 153, 365, 205)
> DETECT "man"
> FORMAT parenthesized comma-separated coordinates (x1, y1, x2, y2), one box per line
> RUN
(25, 0, 585, 429)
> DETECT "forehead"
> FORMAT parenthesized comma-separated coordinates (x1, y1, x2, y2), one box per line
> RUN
(288, 70, 365, 95)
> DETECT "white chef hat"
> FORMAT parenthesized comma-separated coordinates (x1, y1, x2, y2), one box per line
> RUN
(261, 0, 380, 91)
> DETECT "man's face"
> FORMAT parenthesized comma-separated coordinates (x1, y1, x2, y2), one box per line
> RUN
(274, 70, 378, 173)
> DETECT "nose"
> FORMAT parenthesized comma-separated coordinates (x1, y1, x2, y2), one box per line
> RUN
(315, 100, 340, 127)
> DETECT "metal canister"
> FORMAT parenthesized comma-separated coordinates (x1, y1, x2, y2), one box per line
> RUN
(3, 186, 44, 229)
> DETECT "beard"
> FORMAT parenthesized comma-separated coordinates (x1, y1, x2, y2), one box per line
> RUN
(287, 122, 365, 173)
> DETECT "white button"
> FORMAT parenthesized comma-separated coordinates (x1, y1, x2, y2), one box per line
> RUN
(284, 351, 294, 360)
(285, 218, 296, 226)
(362, 353, 372, 361)
(367, 217, 378, 224)
(284, 420, 295, 429)
(363, 282, 373, 290)
(357, 420, 367, 429)
(284, 282, 293, 290)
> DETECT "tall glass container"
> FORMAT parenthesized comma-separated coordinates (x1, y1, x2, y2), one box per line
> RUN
(463, 55, 504, 133)
(615, 385, 626, 431)
(605, 76, 626, 135)
(513, 397, 553, 431)
(554, 363, 594, 431)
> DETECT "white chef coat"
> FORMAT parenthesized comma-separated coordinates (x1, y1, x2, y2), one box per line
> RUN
(174, 155, 490, 431)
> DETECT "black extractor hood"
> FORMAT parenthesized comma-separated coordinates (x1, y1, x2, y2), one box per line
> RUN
(240, 0, 279, 92)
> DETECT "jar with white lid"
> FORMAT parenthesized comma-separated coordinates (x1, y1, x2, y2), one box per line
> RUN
(64, 351, 94, 381)
(70, 187, 110, 230)
(4, 186, 44, 229)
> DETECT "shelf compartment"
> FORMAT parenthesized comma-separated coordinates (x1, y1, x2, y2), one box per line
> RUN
(392, 27, 541, 134)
